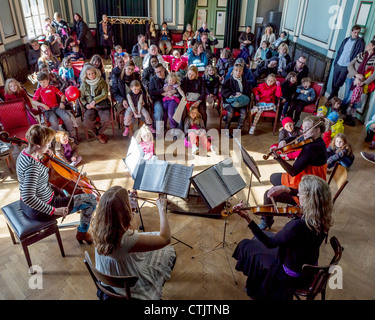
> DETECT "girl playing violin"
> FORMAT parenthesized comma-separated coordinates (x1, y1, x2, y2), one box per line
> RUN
(260, 116, 327, 230)
(16, 124, 97, 244)
(233, 175, 333, 300)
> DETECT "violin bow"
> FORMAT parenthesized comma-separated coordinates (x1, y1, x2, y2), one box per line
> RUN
(61, 165, 84, 223)
(286, 119, 324, 146)
(270, 197, 279, 214)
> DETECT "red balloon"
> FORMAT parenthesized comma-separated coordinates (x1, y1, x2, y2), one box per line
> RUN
(65, 86, 80, 102)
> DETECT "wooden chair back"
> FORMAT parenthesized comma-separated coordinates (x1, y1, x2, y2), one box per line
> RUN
(84, 251, 138, 300)
(294, 236, 343, 300)
(328, 162, 349, 204)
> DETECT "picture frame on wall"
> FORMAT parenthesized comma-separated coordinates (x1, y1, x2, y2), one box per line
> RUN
(215, 11, 226, 36)
(198, 0, 208, 7)
(217, 0, 227, 7)
(355, 1, 373, 27)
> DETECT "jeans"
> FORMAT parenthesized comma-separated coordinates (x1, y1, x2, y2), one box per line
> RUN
(163, 100, 179, 129)
(342, 77, 354, 107)
(44, 107, 75, 137)
(224, 104, 247, 128)
(329, 64, 349, 100)
(240, 44, 255, 59)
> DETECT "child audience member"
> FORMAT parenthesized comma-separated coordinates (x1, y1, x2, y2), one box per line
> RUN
(140, 42, 149, 55)
(170, 50, 187, 73)
(135, 124, 156, 160)
(220, 65, 252, 137)
(280, 72, 297, 120)
(328, 111, 344, 139)
(290, 77, 315, 124)
(123, 80, 155, 137)
(345, 74, 364, 126)
(33, 72, 76, 140)
(327, 133, 354, 169)
(365, 114, 375, 149)
(250, 73, 282, 135)
(184, 106, 218, 155)
(69, 45, 85, 61)
(4, 78, 39, 124)
(273, 117, 303, 160)
(54, 130, 82, 166)
(44, 17, 52, 35)
(316, 106, 333, 147)
(202, 65, 220, 105)
(183, 24, 194, 44)
(216, 48, 234, 81)
(254, 41, 272, 63)
(162, 73, 186, 134)
(114, 45, 125, 58)
(27, 39, 41, 72)
(46, 26, 62, 59)
(59, 57, 76, 86)
(277, 43, 291, 74)
(325, 96, 342, 115)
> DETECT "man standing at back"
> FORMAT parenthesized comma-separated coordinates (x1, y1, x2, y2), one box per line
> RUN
(328, 25, 365, 100)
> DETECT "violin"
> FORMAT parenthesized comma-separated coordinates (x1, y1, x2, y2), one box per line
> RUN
(0, 131, 101, 201)
(263, 138, 313, 160)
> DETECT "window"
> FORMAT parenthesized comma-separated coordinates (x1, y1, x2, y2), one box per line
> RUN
(163, 0, 173, 23)
(21, 0, 46, 38)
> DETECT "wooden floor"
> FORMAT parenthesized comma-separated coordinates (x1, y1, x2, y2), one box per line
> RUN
(1, 93, 375, 300)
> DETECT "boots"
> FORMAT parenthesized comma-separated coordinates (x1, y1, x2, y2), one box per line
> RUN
(76, 231, 93, 245)
(344, 115, 356, 126)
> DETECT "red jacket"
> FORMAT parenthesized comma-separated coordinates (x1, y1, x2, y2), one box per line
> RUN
(253, 82, 282, 104)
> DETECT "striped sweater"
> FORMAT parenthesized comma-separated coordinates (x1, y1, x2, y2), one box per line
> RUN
(16, 150, 55, 215)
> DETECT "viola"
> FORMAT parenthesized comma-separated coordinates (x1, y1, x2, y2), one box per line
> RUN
(263, 138, 313, 160)
(0, 131, 100, 201)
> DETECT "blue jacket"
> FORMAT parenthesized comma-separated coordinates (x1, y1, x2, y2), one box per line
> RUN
(334, 37, 365, 66)
(188, 51, 208, 67)
(296, 86, 315, 102)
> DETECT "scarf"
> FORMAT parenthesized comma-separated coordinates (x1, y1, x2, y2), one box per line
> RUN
(86, 77, 101, 97)
(278, 53, 287, 71)
(358, 51, 375, 75)
(102, 22, 107, 35)
(233, 76, 243, 93)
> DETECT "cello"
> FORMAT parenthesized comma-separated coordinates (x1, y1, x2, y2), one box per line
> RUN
(0, 131, 101, 201)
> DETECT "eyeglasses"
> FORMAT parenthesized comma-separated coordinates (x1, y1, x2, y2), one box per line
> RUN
(297, 60, 306, 65)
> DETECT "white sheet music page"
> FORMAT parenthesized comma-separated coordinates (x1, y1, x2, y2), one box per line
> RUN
(139, 160, 168, 193)
(215, 158, 246, 196)
(162, 163, 193, 198)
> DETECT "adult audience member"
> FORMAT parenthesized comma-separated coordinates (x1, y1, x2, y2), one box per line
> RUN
(28, 39, 41, 72)
(239, 26, 256, 60)
(98, 14, 113, 60)
(149, 63, 168, 133)
(159, 22, 172, 55)
(132, 34, 147, 69)
(271, 31, 288, 51)
(142, 45, 168, 70)
(142, 56, 159, 89)
(261, 26, 276, 47)
(183, 24, 195, 46)
(253, 57, 279, 80)
(226, 58, 257, 88)
(281, 55, 309, 85)
(341, 40, 375, 112)
(188, 42, 208, 70)
(38, 44, 60, 71)
(80, 64, 111, 144)
(73, 13, 96, 59)
(51, 12, 70, 43)
(191, 32, 218, 63)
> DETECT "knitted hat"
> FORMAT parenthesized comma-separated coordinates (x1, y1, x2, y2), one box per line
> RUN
(328, 111, 339, 123)
(282, 117, 294, 127)
(317, 106, 327, 115)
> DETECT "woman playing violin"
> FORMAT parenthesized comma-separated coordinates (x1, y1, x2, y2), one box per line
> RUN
(16, 124, 97, 244)
(233, 175, 333, 300)
(260, 116, 327, 230)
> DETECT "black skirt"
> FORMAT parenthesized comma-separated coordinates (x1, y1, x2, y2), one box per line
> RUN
(232, 236, 311, 300)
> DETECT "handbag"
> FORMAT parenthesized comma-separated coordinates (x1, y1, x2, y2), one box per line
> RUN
(226, 94, 250, 108)
(363, 66, 375, 94)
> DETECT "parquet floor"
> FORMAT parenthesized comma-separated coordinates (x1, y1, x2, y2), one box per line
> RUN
(0, 94, 375, 300)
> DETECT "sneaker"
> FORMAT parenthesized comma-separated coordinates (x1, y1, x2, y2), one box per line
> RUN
(210, 145, 219, 155)
(192, 145, 199, 155)
(122, 127, 129, 137)
(249, 126, 255, 135)
(361, 152, 375, 164)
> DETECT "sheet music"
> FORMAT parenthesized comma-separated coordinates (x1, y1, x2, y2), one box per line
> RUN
(162, 163, 194, 198)
(124, 137, 145, 180)
(234, 137, 261, 183)
(215, 158, 246, 196)
(138, 161, 168, 192)
(192, 168, 231, 209)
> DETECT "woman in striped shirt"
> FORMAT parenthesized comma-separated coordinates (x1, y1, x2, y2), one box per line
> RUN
(16, 124, 97, 244)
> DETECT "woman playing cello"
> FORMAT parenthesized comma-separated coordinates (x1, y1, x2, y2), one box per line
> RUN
(259, 116, 327, 230)
(16, 124, 97, 244)
(233, 175, 333, 300)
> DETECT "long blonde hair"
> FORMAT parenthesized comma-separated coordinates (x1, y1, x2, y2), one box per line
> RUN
(299, 175, 333, 234)
(92, 186, 134, 255)
(4, 78, 22, 95)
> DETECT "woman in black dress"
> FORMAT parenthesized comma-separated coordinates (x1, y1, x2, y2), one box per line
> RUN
(232, 175, 333, 300)
(73, 13, 96, 59)
(98, 14, 113, 59)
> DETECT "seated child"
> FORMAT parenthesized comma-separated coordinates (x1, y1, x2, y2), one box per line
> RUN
(365, 114, 375, 149)
(54, 130, 82, 167)
(325, 96, 342, 116)
(140, 42, 149, 56)
(216, 48, 234, 81)
(162, 73, 186, 133)
(250, 73, 282, 135)
(202, 65, 220, 105)
(123, 80, 155, 137)
(59, 57, 76, 86)
(4, 78, 39, 124)
(271, 117, 302, 160)
(33, 72, 76, 140)
(280, 71, 297, 120)
(135, 124, 156, 160)
(170, 50, 188, 73)
(46, 26, 62, 59)
(254, 40, 272, 63)
(184, 106, 218, 155)
(345, 74, 364, 126)
(327, 133, 354, 169)
(289, 77, 315, 124)
(221, 65, 252, 136)
(114, 45, 125, 59)
(328, 111, 344, 139)
(69, 45, 85, 61)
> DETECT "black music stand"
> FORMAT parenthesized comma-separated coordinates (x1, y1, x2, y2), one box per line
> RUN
(234, 137, 261, 206)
